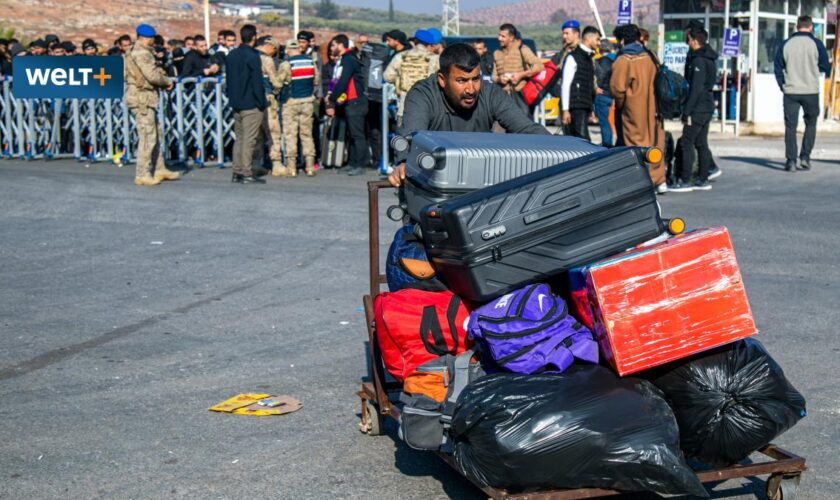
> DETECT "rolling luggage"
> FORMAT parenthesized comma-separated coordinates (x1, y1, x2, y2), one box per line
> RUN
(400, 132, 605, 220)
(419, 147, 665, 302)
(320, 116, 348, 168)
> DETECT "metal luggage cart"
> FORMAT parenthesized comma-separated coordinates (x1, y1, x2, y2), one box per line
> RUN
(357, 180, 806, 500)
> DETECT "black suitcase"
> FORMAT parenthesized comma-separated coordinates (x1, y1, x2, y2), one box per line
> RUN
(419, 147, 665, 302)
(400, 132, 605, 221)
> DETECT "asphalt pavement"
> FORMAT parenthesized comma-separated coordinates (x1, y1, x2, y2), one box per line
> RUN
(0, 146, 838, 499)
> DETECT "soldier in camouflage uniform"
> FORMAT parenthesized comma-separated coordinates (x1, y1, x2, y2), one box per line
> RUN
(383, 29, 437, 125)
(124, 24, 180, 186)
(256, 37, 286, 176)
(277, 40, 320, 177)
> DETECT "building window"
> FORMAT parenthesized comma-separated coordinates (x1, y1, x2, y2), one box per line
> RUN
(800, 0, 825, 18)
(759, 0, 786, 14)
(757, 18, 785, 73)
(665, 0, 706, 14)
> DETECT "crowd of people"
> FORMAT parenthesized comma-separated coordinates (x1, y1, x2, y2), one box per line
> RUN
(1, 14, 829, 188)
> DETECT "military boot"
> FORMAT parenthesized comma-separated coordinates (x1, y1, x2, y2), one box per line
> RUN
(154, 167, 181, 182)
(271, 162, 287, 177)
(135, 175, 162, 186)
(305, 157, 316, 177)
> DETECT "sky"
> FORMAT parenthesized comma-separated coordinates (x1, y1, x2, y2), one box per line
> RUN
(330, 0, 514, 15)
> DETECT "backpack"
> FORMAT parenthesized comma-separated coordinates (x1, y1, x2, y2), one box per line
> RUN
(361, 42, 389, 102)
(386, 224, 446, 292)
(374, 289, 472, 381)
(398, 350, 485, 452)
(398, 49, 432, 95)
(521, 59, 561, 107)
(467, 283, 598, 374)
(647, 49, 688, 120)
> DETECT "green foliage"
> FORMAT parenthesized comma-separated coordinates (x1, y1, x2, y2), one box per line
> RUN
(316, 0, 340, 20)
(256, 12, 287, 27)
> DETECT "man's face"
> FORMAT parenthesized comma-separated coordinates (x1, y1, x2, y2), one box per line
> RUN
(358, 35, 368, 48)
(225, 36, 237, 48)
(120, 38, 132, 53)
(196, 40, 208, 55)
(585, 34, 601, 51)
(51, 46, 66, 56)
(498, 29, 514, 49)
(298, 38, 310, 52)
(438, 65, 481, 111)
(30, 46, 45, 55)
(84, 46, 97, 55)
(185, 39, 195, 50)
(384, 37, 396, 49)
(473, 42, 487, 57)
(563, 28, 580, 47)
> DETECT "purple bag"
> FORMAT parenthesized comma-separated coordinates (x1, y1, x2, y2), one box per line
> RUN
(467, 283, 598, 374)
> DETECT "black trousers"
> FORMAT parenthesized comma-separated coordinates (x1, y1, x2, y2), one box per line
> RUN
(563, 109, 591, 141)
(783, 93, 819, 162)
(342, 98, 370, 169)
(679, 113, 713, 183)
(366, 100, 383, 168)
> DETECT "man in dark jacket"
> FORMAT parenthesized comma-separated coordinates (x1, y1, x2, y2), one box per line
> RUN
(670, 26, 717, 193)
(774, 15, 831, 171)
(226, 24, 267, 184)
(594, 39, 616, 146)
(560, 26, 599, 139)
(388, 43, 550, 187)
(327, 34, 369, 176)
(181, 35, 220, 79)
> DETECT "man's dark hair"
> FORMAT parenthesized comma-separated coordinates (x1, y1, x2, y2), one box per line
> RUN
(332, 34, 349, 50)
(217, 30, 226, 38)
(613, 24, 641, 45)
(185, 36, 195, 43)
(499, 23, 518, 38)
(582, 26, 600, 38)
(439, 43, 481, 76)
(796, 15, 813, 30)
(687, 26, 708, 45)
(473, 39, 486, 46)
(224, 30, 236, 38)
(240, 24, 257, 44)
(107, 46, 121, 56)
(194, 35, 206, 43)
(153, 35, 165, 47)
(117, 34, 131, 44)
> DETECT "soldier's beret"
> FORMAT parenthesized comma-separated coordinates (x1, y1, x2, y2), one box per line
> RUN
(136, 24, 156, 38)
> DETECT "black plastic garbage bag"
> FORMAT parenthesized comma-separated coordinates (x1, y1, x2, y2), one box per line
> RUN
(451, 366, 708, 496)
(646, 338, 806, 467)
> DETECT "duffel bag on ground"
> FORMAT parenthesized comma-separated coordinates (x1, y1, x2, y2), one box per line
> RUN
(451, 366, 708, 496)
(467, 283, 598, 374)
(644, 338, 806, 467)
(398, 350, 484, 451)
(374, 288, 471, 382)
(386, 224, 446, 292)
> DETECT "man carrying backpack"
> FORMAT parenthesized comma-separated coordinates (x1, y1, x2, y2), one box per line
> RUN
(384, 29, 437, 125)
(669, 26, 717, 193)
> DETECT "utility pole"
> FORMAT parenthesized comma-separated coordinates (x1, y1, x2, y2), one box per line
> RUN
(389, 0, 394, 22)
(442, 0, 460, 36)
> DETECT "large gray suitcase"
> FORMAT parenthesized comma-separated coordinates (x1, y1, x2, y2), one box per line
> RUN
(401, 132, 605, 220)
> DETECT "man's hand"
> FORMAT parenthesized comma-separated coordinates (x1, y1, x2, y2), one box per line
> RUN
(562, 110, 572, 125)
(388, 163, 406, 187)
(500, 73, 512, 85)
(325, 107, 335, 117)
(596, 87, 604, 96)
(510, 71, 523, 85)
(166, 82, 175, 92)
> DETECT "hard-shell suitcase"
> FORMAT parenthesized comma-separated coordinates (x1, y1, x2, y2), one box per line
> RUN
(400, 132, 605, 220)
(321, 116, 348, 168)
(419, 147, 665, 302)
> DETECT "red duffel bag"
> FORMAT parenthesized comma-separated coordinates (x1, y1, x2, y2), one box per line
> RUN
(374, 289, 471, 382)
(522, 59, 560, 107)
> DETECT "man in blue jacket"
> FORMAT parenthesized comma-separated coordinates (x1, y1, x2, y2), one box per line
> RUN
(226, 24, 267, 184)
(774, 15, 830, 172)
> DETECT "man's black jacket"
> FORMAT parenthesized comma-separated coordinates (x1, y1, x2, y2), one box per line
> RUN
(683, 45, 718, 119)
(225, 44, 267, 111)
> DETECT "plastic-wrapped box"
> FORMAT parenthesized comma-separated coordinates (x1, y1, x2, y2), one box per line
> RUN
(583, 227, 757, 376)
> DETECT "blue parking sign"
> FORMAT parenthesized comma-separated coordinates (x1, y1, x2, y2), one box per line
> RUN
(722, 27, 741, 58)
(617, 0, 633, 26)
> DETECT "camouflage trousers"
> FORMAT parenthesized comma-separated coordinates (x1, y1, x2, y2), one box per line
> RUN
(282, 96, 316, 169)
(130, 106, 165, 178)
(263, 95, 283, 164)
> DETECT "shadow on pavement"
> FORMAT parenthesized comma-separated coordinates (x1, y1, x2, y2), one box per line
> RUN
(719, 156, 787, 171)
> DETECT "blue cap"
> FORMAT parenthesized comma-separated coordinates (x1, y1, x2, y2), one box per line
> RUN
(136, 24, 156, 38)
(414, 29, 435, 46)
(562, 20, 581, 30)
(426, 28, 443, 45)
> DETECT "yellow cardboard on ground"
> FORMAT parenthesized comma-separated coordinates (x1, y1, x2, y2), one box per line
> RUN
(232, 395, 303, 416)
(209, 393, 271, 413)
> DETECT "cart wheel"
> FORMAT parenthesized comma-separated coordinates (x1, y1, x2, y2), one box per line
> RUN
(358, 398, 384, 436)
(766, 473, 800, 500)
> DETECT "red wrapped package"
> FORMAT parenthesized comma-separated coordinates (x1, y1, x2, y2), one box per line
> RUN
(585, 227, 758, 376)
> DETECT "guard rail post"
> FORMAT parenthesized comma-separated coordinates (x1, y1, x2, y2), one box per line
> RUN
(214, 77, 224, 167)
(195, 78, 205, 167)
(175, 80, 186, 162)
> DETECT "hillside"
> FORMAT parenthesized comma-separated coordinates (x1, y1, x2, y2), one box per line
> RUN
(462, 0, 659, 27)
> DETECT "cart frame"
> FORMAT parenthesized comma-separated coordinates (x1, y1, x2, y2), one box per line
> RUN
(357, 180, 806, 500)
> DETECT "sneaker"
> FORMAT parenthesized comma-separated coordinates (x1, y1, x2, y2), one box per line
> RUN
(798, 157, 811, 170)
(785, 160, 797, 172)
(656, 183, 669, 194)
(708, 166, 722, 181)
(693, 179, 712, 191)
(668, 180, 695, 193)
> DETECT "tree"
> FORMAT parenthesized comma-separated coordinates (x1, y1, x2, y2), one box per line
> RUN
(550, 9, 570, 25)
(316, 0, 339, 20)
